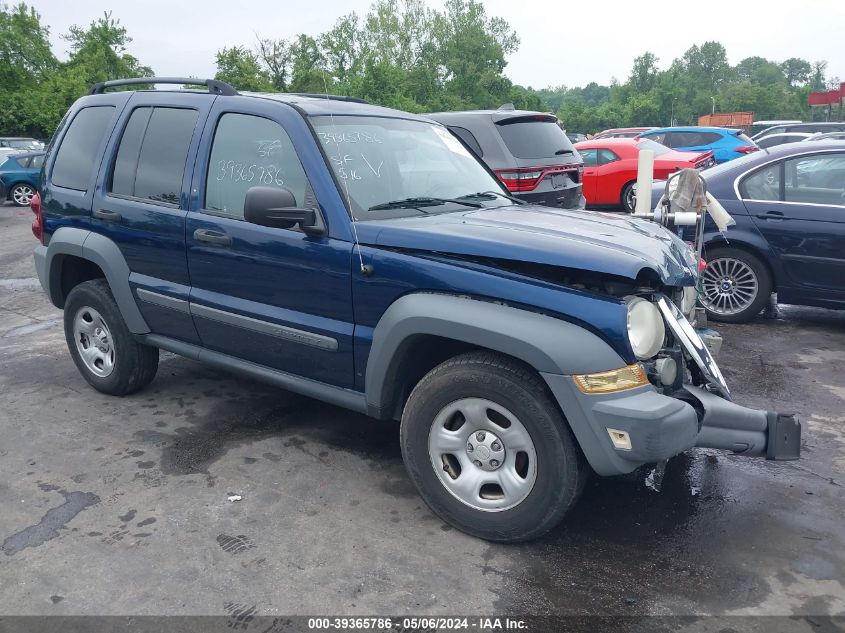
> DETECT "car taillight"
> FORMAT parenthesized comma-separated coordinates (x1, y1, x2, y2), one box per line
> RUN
(699, 257, 707, 273)
(494, 164, 582, 192)
(735, 145, 759, 154)
(30, 192, 44, 243)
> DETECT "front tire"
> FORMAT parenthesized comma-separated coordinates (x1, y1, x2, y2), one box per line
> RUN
(400, 351, 588, 542)
(700, 247, 773, 323)
(64, 279, 159, 395)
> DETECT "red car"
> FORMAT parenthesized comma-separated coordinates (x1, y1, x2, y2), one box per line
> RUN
(574, 138, 715, 212)
(592, 127, 656, 139)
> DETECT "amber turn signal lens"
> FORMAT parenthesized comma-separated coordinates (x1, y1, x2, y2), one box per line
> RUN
(573, 364, 648, 394)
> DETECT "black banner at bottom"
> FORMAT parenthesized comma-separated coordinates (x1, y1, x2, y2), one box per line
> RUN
(0, 616, 842, 633)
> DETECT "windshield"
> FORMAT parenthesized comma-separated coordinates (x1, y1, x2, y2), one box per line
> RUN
(636, 139, 672, 156)
(312, 116, 512, 220)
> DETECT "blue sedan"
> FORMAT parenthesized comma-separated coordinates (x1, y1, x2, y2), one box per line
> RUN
(0, 151, 43, 206)
(652, 141, 845, 322)
(639, 126, 759, 163)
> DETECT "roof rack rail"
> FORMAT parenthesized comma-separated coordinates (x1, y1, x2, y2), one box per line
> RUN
(90, 77, 238, 96)
(288, 93, 370, 104)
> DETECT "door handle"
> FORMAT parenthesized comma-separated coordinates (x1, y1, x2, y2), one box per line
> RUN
(193, 228, 232, 247)
(756, 211, 789, 221)
(93, 208, 122, 222)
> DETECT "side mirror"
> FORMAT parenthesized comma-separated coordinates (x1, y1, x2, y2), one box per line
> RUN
(243, 186, 322, 235)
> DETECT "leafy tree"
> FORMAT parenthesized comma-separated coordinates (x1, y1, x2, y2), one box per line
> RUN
(780, 57, 811, 86)
(256, 37, 291, 91)
(214, 46, 270, 91)
(63, 12, 152, 86)
(629, 52, 658, 93)
(0, 2, 56, 90)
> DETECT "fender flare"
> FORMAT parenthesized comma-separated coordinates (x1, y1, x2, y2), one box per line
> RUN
(364, 293, 626, 418)
(42, 227, 149, 334)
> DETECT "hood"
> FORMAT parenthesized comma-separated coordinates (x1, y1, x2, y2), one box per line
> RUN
(354, 205, 698, 286)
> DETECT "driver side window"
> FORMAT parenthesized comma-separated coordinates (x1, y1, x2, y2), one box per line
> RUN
(205, 113, 309, 219)
(580, 149, 598, 166)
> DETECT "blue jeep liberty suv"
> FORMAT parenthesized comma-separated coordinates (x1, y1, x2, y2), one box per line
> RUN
(31, 78, 800, 542)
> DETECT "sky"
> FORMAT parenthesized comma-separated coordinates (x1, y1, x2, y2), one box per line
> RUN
(30, 0, 845, 90)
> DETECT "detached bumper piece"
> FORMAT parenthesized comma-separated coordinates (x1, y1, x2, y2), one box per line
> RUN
(684, 385, 801, 461)
(766, 412, 801, 461)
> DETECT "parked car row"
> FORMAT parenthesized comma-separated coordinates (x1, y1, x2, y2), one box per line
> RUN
(0, 151, 44, 206)
(651, 140, 845, 322)
(574, 138, 714, 212)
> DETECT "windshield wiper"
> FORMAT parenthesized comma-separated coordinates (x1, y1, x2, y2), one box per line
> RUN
(458, 190, 526, 205)
(555, 148, 574, 155)
(368, 196, 483, 212)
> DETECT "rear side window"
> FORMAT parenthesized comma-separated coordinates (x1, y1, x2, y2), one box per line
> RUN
(495, 119, 574, 159)
(739, 163, 781, 201)
(205, 113, 309, 219)
(447, 126, 483, 157)
(598, 149, 620, 165)
(30, 155, 44, 169)
(51, 106, 115, 191)
(110, 106, 198, 205)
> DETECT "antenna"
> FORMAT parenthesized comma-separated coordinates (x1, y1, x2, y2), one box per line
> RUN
(320, 74, 369, 276)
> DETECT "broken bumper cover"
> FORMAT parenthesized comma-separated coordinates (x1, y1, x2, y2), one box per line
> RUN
(543, 375, 801, 476)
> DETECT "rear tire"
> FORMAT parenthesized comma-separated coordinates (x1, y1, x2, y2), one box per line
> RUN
(621, 181, 636, 213)
(400, 351, 589, 542)
(64, 279, 159, 395)
(700, 247, 773, 323)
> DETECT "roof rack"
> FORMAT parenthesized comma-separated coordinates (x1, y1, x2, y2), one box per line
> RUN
(288, 93, 370, 104)
(90, 77, 238, 96)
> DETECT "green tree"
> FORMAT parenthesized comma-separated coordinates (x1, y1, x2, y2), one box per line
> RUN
(214, 46, 271, 91)
(628, 52, 658, 93)
(780, 57, 811, 86)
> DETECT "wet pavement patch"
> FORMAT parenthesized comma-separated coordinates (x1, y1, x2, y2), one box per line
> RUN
(1, 490, 100, 556)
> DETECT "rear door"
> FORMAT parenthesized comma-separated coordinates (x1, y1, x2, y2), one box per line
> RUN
(742, 151, 845, 306)
(92, 92, 213, 343)
(185, 98, 355, 388)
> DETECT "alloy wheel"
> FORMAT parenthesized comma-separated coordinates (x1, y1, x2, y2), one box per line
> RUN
(700, 257, 759, 316)
(12, 184, 35, 206)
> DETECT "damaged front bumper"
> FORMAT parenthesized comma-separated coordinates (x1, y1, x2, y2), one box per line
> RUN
(544, 376, 801, 476)
(542, 295, 801, 476)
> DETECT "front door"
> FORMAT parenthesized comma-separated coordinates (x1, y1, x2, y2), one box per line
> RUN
(185, 99, 356, 387)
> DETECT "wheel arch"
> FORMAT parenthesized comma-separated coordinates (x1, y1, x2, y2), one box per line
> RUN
(702, 234, 778, 291)
(364, 293, 627, 420)
(43, 227, 149, 333)
(620, 178, 637, 209)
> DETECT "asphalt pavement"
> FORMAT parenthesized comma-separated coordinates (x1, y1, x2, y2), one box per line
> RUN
(1, 201, 843, 622)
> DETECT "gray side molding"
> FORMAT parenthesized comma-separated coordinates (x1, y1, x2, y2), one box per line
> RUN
(365, 293, 625, 418)
(44, 227, 149, 334)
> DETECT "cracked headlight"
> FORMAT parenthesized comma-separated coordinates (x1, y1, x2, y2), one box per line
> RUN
(626, 296, 666, 360)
